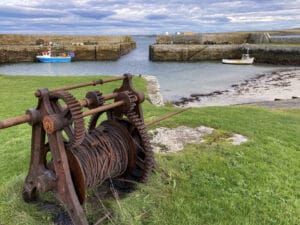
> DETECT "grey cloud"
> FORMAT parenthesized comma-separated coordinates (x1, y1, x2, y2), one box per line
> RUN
(70, 9, 116, 19)
(0, 6, 61, 19)
(145, 14, 168, 20)
(87, 0, 125, 5)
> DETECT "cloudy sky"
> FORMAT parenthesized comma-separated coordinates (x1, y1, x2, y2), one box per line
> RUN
(0, 0, 299, 35)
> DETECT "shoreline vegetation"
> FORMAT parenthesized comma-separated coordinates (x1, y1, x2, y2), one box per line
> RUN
(0, 75, 299, 225)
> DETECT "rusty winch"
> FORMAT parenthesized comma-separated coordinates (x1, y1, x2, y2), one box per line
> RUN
(0, 74, 157, 225)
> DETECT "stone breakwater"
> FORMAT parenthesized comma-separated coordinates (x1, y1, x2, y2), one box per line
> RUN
(155, 30, 300, 45)
(149, 44, 300, 65)
(150, 30, 300, 65)
(149, 44, 243, 61)
(0, 34, 136, 63)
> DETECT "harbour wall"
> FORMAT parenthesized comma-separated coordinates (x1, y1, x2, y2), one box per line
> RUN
(149, 44, 243, 61)
(149, 44, 300, 65)
(247, 33, 300, 44)
(156, 30, 300, 45)
(0, 34, 134, 45)
(248, 45, 300, 65)
(0, 34, 136, 63)
(156, 32, 250, 44)
(150, 30, 300, 65)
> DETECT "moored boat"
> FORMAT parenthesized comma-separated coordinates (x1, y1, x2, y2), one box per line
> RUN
(36, 47, 74, 63)
(222, 49, 254, 65)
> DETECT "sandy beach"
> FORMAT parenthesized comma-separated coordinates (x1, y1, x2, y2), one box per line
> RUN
(170, 69, 300, 108)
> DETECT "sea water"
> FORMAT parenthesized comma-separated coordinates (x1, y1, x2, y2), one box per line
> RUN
(0, 36, 296, 101)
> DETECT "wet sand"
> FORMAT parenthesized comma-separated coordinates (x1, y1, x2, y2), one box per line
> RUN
(172, 69, 300, 108)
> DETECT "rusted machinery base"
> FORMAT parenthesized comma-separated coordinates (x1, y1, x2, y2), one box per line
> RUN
(0, 74, 190, 225)
(19, 74, 154, 225)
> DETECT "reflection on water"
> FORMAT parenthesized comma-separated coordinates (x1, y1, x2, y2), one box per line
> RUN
(0, 36, 297, 101)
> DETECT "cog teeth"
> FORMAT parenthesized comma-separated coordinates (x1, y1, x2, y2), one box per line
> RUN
(126, 111, 155, 182)
(51, 90, 85, 147)
(86, 91, 104, 109)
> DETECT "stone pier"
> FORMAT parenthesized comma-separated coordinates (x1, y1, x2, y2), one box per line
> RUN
(149, 30, 300, 65)
(0, 34, 136, 63)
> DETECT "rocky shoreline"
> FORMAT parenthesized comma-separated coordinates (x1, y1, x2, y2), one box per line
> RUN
(172, 69, 300, 108)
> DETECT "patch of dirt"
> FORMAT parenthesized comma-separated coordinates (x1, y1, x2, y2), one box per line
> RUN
(38, 201, 72, 225)
(36, 182, 133, 225)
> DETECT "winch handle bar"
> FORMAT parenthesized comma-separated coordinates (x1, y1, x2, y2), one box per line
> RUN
(0, 92, 119, 129)
(1, 75, 129, 130)
(37, 75, 127, 96)
(0, 114, 31, 130)
(0, 100, 191, 130)
(0, 72, 191, 129)
(145, 107, 191, 126)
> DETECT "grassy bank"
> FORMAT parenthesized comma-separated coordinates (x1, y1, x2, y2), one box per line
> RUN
(0, 75, 299, 225)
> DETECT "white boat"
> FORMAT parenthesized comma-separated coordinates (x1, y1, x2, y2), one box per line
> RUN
(222, 49, 254, 65)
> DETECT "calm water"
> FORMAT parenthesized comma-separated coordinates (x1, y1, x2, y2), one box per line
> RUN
(0, 36, 296, 101)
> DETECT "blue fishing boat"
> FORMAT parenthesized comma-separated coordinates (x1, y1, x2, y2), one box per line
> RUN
(36, 47, 74, 63)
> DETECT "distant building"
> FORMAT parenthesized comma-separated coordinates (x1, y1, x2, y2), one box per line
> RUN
(182, 31, 196, 35)
(72, 42, 84, 46)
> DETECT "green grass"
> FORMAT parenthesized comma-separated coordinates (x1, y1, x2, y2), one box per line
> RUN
(0, 75, 299, 225)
